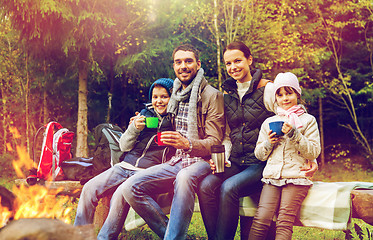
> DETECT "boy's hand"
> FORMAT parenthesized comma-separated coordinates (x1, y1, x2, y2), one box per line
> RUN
(129, 112, 140, 125)
(134, 115, 146, 131)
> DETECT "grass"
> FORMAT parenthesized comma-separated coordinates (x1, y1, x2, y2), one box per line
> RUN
(1, 153, 373, 239)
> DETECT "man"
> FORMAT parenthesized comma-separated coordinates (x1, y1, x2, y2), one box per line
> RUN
(118, 43, 226, 239)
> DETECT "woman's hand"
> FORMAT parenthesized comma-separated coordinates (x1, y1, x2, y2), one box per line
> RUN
(300, 161, 318, 179)
(209, 159, 216, 174)
(209, 159, 230, 174)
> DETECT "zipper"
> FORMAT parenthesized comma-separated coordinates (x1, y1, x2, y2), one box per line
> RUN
(134, 134, 156, 167)
(134, 114, 169, 167)
(161, 147, 169, 163)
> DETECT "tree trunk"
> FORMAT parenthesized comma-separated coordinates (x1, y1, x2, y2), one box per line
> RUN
(121, 74, 129, 128)
(106, 58, 114, 123)
(0, 81, 6, 153)
(43, 60, 48, 124)
(25, 53, 30, 154)
(318, 97, 325, 168)
(75, 49, 89, 157)
(213, 0, 222, 90)
(43, 89, 48, 123)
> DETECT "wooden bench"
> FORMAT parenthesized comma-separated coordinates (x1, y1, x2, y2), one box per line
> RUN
(14, 179, 373, 238)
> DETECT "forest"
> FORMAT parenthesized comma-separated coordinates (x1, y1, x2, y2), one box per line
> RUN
(0, 0, 372, 168)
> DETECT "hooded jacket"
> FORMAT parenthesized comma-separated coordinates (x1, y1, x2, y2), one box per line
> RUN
(255, 110, 321, 179)
(118, 104, 175, 170)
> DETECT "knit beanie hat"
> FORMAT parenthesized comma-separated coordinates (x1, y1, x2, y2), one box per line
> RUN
(149, 78, 174, 101)
(273, 72, 302, 97)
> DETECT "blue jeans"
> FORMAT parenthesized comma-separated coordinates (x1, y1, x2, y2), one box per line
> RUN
(74, 165, 136, 240)
(197, 162, 265, 240)
(121, 160, 211, 240)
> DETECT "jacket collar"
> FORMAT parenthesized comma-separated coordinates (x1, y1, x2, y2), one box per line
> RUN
(222, 69, 263, 97)
(196, 77, 208, 102)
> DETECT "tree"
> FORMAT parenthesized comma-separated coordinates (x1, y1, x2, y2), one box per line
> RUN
(0, 17, 23, 153)
(1, 0, 153, 157)
(307, 0, 373, 161)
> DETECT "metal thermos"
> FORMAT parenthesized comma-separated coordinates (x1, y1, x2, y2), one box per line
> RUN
(211, 144, 225, 173)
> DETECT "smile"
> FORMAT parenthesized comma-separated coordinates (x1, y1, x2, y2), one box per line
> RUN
(231, 70, 241, 76)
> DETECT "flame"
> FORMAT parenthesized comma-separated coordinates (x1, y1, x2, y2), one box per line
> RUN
(12, 146, 36, 179)
(0, 197, 13, 228)
(0, 146, 75, 227)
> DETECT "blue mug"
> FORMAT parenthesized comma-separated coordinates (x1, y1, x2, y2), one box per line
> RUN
(269, 121, 284, 136)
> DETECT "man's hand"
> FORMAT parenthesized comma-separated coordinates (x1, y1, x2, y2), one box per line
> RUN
(160, 131, 190, 150)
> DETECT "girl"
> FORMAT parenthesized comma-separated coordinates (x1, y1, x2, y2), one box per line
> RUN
(248, 72, 321, 240)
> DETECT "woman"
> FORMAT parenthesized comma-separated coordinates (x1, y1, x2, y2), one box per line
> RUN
(198, 42, 318, 240)
(197, 41, 275, 240)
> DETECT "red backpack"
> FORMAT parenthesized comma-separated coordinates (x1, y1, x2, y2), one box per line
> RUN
(29, 122, 74, 183)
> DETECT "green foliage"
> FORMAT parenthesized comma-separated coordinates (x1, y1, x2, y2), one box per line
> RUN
(345, 222, 373, 240)
(0, 0, 372, 164)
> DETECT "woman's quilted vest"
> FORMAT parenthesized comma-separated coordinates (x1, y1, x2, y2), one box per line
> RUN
(222, 69, 274, 166)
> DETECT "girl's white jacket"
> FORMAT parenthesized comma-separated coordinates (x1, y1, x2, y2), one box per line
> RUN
(255, 111, 321, 179)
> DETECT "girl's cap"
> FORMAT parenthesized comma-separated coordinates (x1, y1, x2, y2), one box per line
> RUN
(273, 72, 302, 96)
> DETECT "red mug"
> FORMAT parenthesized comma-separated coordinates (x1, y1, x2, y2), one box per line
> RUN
(154, 132, 165, 146)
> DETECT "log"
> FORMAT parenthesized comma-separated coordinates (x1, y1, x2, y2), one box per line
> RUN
(13, 180, 373, 232)
(14, 179, 104, 229)
(351, 189, 373, 225)
(93, 195, 111, 229)
(14, 179, 83, 197)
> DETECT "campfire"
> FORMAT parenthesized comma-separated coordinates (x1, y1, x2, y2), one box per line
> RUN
(0, 146, 74, 227)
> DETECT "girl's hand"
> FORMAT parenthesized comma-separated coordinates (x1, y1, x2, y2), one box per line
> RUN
(134, 115, 146, 131)
(268, 130, 280, 144)
(282, 122, 293, 134)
